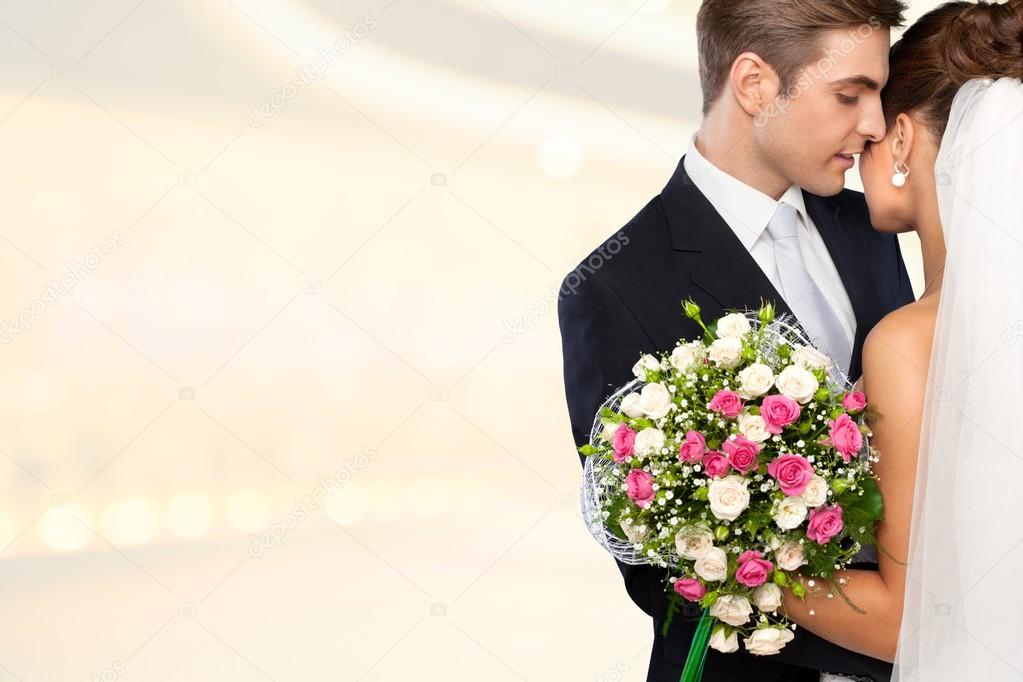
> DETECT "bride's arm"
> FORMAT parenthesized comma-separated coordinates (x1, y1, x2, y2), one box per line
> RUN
(780, 310, 931, 662)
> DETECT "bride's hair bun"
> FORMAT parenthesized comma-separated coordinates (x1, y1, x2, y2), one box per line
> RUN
(941, 0, 1023, 85)
(883, 0, 1023, 138)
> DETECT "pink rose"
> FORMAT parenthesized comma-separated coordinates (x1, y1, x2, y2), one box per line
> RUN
(760, 394, 801, 434)
(709, 389, 744, 418)
(807, 505, 844, 544)
(842, 391, 867, 412)
(735, 551, 774, 587)
(829, 414, 863, 463)
(612, 424, 637, 463)
(673, 577, 706, 602)
(626, 469, 656, 508)
(678, 430, 707, 463)
(702, 451, 732, 478)
(723, 435, 761, 474)
(767, 453, 815, 496)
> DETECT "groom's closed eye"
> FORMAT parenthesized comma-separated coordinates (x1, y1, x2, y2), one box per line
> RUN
(838, 94, 860, 105)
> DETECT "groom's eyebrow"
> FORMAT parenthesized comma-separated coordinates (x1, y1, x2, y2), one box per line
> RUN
(831, 75, 881, 90)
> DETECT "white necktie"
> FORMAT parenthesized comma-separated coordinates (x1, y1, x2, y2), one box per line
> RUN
(766, 203, 851, 374)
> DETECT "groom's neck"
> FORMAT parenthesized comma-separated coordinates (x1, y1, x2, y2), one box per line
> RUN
(695, 113, 791, 201)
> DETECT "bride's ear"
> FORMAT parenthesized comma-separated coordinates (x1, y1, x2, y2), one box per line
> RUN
(888, 113, 916, 165)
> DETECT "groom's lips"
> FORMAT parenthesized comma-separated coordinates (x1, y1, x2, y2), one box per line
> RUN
(833, 152, 855, 169)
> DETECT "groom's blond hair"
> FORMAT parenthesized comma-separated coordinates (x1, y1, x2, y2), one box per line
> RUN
(696, 0, 908, 114)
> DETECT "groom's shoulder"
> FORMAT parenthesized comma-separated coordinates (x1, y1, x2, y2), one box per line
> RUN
(816, 187, 894, 246)
(558, 195, 667, 304)
(821, 187, 872, 226)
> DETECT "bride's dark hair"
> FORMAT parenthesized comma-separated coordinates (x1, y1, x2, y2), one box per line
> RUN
(882, 0, 1023, 137)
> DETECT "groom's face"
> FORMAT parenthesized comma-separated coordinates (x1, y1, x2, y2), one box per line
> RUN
(753, 26, 890, 196)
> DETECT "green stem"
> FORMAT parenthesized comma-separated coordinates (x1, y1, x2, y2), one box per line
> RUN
(679, 608, 712, 682)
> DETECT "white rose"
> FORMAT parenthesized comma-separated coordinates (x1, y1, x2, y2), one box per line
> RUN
(744, 627, 795, 656)
(793, 345, 831, 371)
(639, 382, 672, 420)
(632, 354, 660, 379)
(709, 626, 739, 653)
(773, 495, 808, 530)
(710, 594, 753, 627)
(737, 413, 771, 443)
(669, 345, 696, 373)
(675, 526, 715, 561)
(801, 475, 829, 508)
(737, 363, 775, 399)
(716, 313, 752, 339)
(753, 583, 783, 613)
(620, 519, 649, 544)
(775, 365, 819, 404)
(633, 428, 666, 456)
(694, 546, 728, 582)
(774, 540, 807, 571)
(708, 338, 743, 369)
(619, 392, 644, 418)
(601, 421, 617, 442)
(708, 475, 751, 521)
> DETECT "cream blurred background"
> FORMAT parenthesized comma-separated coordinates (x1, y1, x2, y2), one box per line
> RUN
(0, 0, 936, 679)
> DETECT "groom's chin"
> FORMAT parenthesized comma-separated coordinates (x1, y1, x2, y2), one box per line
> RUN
(800, 170, 847, 197)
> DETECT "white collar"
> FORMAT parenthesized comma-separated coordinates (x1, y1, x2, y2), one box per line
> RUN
(683, 135, 811, 248)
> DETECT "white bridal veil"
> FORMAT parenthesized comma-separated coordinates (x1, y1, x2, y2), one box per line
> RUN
(892, 77, 1023, 680)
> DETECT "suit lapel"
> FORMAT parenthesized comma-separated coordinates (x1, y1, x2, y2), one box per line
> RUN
(662, 159, 793, 319)
(802, 191, 883, 378)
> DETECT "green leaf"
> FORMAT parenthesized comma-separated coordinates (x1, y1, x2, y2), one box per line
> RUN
(604, 497, 630, 542)
(578, 444, 598, 456)
(839, 476, 884, 523)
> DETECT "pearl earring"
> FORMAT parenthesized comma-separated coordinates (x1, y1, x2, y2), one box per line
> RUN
(891, 161, 910, 188)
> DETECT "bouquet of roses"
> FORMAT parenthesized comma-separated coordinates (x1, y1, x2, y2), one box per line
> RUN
(579, 300, 884, 680)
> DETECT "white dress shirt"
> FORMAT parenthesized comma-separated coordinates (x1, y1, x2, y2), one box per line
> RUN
(682, 135, 857, 350)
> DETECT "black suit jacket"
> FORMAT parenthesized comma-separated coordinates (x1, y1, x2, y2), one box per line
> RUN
(558, 157, 915, 682)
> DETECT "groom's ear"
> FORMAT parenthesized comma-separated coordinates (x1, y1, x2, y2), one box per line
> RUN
(889, 113, 916, 164)
(728, 52, 781, 118)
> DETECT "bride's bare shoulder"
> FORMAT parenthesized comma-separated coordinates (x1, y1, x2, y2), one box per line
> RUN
(862, 297, 938, 388)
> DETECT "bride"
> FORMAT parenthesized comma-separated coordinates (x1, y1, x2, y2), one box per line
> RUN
(778, 1, 1023, 680)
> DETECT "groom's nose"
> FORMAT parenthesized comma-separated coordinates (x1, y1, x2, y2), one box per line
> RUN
(857, 96, 887, 143)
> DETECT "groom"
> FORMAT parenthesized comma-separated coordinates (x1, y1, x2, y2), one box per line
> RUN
(558, 1, 915, 681)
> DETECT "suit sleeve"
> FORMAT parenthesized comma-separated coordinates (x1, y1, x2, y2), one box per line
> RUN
(557, 272, 674, 621)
